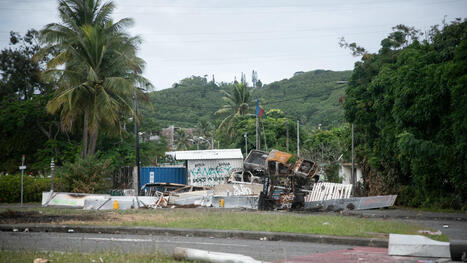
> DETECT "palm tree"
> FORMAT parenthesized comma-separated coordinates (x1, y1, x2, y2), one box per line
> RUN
(175, 129, 192, 150)
(215, 83, 253, 131)
(38, 0, 151, 158)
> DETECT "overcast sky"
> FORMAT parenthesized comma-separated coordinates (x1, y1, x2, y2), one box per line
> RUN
(0, 0, 466, 90)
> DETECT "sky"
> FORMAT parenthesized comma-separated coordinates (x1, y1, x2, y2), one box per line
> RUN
(0, 0, 466, 90)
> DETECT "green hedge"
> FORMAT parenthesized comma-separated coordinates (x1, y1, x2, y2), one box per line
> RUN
(0, 175, 65, 203)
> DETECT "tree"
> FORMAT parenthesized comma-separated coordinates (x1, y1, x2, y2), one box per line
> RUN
(175, 129, 192, 150)
(343, 19, 466, 209)
(215, 83, 253, 132)
(39, 0, 151, 159)
(0, 30, 77, 173)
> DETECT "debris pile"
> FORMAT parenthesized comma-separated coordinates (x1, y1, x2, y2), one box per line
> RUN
(41, 149, 397, 211)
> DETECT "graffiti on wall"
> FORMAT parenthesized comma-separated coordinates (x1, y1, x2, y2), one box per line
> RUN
(188, 161, 233, 186)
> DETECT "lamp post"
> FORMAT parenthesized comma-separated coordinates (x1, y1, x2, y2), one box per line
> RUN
(297, 120, 300, 157)
(133, 90, 140, 196)
(244, 133, 248, 156)
(50, 158, 55, 192)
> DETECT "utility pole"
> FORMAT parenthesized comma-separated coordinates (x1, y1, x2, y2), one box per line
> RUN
(297, 120, 300, 157)
(351, 123, 355, 188)
(244, 133, 248, 156)
(50, 158, 55, 192)
(285, 119, 289, 152)
(133, 91, 140, 196)
(19, 155, 26, 207)
(211, 137, 214, 150)
(171, 125, 175, 150)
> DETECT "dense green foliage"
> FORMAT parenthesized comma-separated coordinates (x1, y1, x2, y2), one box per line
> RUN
(256, 70, 351, 128)
(0, 175, 65, 202)
(344, 19, 466, 209)
(0, 30, 79, 174)
(58, 155, 112, 193)
(145, 71, 351, 129)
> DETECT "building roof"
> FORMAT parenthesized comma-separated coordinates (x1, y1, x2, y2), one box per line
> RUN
(166, 149, 243, 160)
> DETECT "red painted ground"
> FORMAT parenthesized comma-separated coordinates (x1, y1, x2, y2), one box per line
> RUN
(279, 247, 438, 263)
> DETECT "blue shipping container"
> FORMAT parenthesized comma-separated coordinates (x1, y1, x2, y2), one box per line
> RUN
(139, 167, 186, 189)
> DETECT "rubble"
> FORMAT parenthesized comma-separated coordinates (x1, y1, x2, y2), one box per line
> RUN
(42, 149, 398, 212)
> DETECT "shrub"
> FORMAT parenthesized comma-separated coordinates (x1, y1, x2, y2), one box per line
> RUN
(0, 175, 64, 203)
(57, 156, 113, 194)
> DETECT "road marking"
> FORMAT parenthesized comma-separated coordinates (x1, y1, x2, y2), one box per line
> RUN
(69, 237, 249, 247)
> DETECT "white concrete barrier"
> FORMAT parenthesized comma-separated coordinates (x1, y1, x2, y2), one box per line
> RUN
(42, 191, 110, 208)
(173, 247, 265, 263)
(388, 234, 450, 258)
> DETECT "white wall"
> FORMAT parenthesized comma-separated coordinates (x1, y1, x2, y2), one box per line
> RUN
(339, 165, 362, 185)
(187, 159, 243, 187)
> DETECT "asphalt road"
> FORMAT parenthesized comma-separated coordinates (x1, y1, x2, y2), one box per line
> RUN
(0, 231, 350, 261)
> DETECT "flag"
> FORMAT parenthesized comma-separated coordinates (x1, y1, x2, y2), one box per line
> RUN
(256, 99, 264, 117)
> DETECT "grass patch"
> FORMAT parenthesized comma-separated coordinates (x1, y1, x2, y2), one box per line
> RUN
(395, 206, 467, 214)
(1, 207, 449, 241)
(0, 250, 189, 263)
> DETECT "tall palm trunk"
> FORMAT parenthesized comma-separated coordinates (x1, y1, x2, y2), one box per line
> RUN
(88, 126, 99, 156)
(80, 109, 89, 158)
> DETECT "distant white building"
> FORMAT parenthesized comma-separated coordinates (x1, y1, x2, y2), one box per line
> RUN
(339, 162, 363, 185)
(165, 149, 243, 187)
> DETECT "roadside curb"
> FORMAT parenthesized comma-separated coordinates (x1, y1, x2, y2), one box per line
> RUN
(338, 212, 467, 222)
(0, 224, 388, 248)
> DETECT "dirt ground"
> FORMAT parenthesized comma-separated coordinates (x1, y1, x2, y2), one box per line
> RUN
(0, 210, 104, 224)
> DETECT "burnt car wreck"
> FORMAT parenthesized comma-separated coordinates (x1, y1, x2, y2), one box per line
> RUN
(232, 149, 319, 211)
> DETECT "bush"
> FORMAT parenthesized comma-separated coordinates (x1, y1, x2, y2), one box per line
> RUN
(0, 175, 64, 203)
(57, 156, 113, 194)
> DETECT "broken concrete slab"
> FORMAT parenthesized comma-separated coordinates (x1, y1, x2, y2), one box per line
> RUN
(83, 196, 159, 210)
(305, 195, 397, 211)
(388, 234, 450, 258)
(212, 196, 259, 209)
(169, 190, 211, 206)
(213, 183, 263, 196)
(42, 191, 110, 208)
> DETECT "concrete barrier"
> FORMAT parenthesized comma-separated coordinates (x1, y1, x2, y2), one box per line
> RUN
(388, 234, 450, 258)
(42, 192, 110, 208)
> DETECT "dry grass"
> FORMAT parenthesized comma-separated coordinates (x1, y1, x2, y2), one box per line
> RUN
(2, 207, 448, 241)
(0, 250, 189, 263)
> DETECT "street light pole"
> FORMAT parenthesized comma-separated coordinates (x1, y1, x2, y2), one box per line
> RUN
(297, 120, 300, 157)
(244, 133, 248, 156)
(285, 119, 289, 152)
(20, 155, 25, 207)
(351, 123, 355, 188)
(133, 91, 140, 196)
(50, 158, 55, 192)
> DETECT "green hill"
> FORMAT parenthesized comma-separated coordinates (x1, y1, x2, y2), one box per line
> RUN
(256, 70, 351, 128)
(142, 70, 351, 130)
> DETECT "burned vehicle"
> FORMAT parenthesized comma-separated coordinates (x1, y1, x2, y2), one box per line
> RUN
(235, 149, 319, 210)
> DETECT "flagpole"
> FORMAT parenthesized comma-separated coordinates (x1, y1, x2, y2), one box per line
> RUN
(256, 99, 260, 150)
(256, 114, 260, 150)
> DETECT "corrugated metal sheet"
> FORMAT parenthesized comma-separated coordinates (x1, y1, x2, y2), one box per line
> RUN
(140, 167, 186, 189)
(187, 158, 243, 187)
(166, 149, 243, 160)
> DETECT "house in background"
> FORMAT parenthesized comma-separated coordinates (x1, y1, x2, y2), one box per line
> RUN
(339, 162, 363, 185)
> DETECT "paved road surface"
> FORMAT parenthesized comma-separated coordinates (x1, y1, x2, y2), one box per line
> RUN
(1, 231, 456, 262)
(0, 231, 350, 261)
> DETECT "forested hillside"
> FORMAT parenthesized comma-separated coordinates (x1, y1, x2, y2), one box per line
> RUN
(256, 70, 351, 128)
(143, 70, 351, 129)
